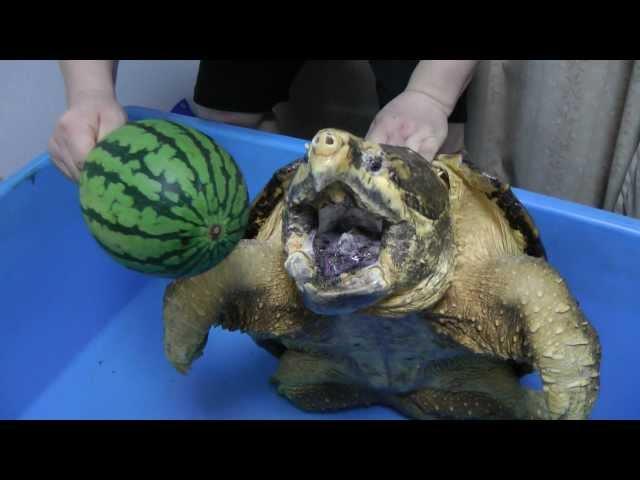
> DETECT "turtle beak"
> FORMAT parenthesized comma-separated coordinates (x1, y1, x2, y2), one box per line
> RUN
(307, 129, 352, 193)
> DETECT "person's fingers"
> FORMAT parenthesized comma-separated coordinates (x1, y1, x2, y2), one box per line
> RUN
(365, 122, 388, 144)
(63, 125, 96, 178)
(368, 113, 409, 145)
(54, 137, 81, 182)
(418, 137, 443, 162)
(64, 151, 82, 182)
(405, 130, 434, 152)
(406, 128, 446, 162)
(58, 136, 82, 182)
(47, 96, 126, 183)
(52, 110, 98, 181)
(48, 136, 74, 181)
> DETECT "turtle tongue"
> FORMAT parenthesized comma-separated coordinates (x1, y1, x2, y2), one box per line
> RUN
(311, 191, 384, 278)
(314, 228, 381, 278)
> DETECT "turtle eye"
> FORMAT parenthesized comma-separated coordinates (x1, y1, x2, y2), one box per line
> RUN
(365, 155, 383, 173)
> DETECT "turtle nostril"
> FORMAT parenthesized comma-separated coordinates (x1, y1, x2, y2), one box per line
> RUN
(311, 130, 342, 156)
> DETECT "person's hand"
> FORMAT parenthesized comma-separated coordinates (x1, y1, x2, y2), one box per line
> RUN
(48, 91, 127, 182)
(366, 89, 449, 162)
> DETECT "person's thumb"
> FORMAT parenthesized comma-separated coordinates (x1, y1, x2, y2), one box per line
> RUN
(96, 107, 127, 142)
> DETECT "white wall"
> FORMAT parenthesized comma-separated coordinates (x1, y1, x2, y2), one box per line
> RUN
(0, 60, 380, 181)
(0, 60, 199, 180)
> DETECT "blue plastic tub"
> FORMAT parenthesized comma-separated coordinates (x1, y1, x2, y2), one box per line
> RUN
(2, 106, 639, 420)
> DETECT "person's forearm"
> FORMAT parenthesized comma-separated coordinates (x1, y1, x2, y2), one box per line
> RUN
(59, 60, 119, 105)
(406, 60, 479, 116)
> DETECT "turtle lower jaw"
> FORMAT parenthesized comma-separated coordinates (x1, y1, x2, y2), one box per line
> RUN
(302, 264, 391, 316)
(284, 247, 392, 315)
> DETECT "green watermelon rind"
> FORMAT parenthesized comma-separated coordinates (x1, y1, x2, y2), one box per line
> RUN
(78, 118, 250, 278)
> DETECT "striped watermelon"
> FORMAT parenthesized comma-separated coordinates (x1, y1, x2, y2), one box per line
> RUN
(78, 118, 249, 278)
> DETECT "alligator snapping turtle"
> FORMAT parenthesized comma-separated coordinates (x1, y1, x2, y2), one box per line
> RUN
(163, 129, 601, 420)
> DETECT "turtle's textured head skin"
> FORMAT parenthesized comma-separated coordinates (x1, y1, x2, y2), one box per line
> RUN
(283, 129, 455, 316)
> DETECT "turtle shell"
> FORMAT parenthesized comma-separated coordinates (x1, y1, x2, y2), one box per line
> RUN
(455, 153, 547, 259)
(244, 158, 303, 240)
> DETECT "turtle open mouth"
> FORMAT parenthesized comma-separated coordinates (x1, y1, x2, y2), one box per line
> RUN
(285, 178, 396, 313)
(313, 202, 382, 278)
(300, 185, 386, 280)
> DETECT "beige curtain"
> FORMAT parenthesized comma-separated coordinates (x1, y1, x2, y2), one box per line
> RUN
(465, 60, 640, 218)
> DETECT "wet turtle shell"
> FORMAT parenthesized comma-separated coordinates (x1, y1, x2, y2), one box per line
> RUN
(447, 152, 547, 259)
(244, 158, 303, 240)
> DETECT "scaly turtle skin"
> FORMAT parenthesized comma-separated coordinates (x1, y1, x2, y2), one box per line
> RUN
(162, 129, 601, 420)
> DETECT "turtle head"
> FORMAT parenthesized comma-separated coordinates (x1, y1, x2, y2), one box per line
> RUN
(283, 128, 455, 316)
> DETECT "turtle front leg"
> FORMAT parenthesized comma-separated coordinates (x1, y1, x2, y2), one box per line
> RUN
(503, 256, 601, 419)
(163, 239, 299, 373)
(436, 256, 601, 420)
